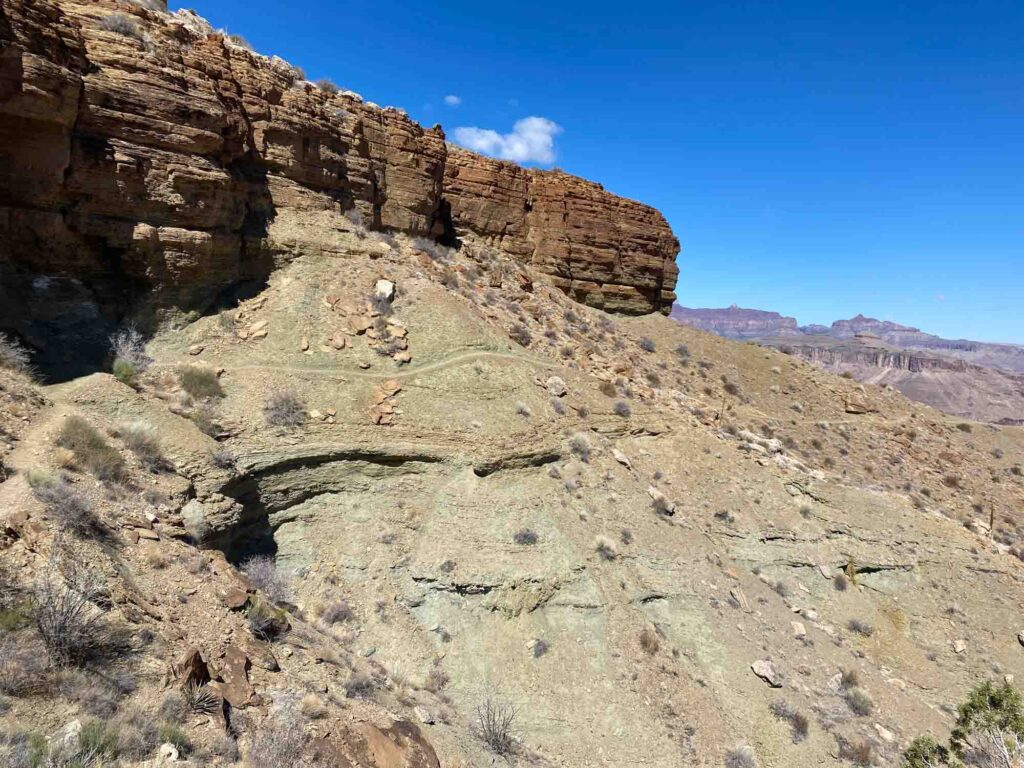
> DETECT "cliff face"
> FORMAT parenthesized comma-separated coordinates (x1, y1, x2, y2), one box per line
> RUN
(670, 305, 799, 338)
(445, 147, 679, 315)
(0, 0, 679, 373)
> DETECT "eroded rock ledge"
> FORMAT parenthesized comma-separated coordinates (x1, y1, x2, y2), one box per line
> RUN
(0, 0, 679, 368)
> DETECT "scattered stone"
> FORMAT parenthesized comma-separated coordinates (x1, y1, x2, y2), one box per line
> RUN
(546, 376, 568, 397)
(874, 724, 895, 743)
(375, 279, 396, 302)
(188, 344, 204, 356)
(611, 448, 632, 469)
(158, 743, 181, 762)
(791, 621, 806, 638)
(301, 336, 309, 351)
(1017, 630, 1024, 648)
(953, 639, 967, 654)
(751, 659, 783, 688)
(394, 351, 412, 364)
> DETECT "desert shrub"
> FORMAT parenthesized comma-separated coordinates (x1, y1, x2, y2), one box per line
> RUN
(532, 639, 550, 658)
(594, 535, 617, 561)
(98, 13, 142, 39)
(113, 358, 138, 386)
(769, 700, 809, 743)
(477, 698, 518, 756)
(845, 686, 873, 716)
(56, 416, 126, 482)
(28, 472, 98, 536)
(840, 668, 860, 688)
(513, 528, 538, 545)
(613, 401, 632, 418)
(158, 723, 192, 755)
(128, 0, 167, 10)
(509, 324, 532, 347)
(158, 691, 188, 723)
(245, 701, 332, 768)
(950, 680, 1024, 763)
(0, 333, 32, 374)
(109, 326, 152, 382)
(834, 573, 849, 591)
(345, 670, 378, 699)
(115, 710, 162, 760)
(116, 421, 165, 470)
(902, 735, 950, 767)
(956, 422, 972, 433)
(264, 390, 306, 426)
(639, 628, 660, 655)
(241, 555, 292, 604)
(224, 32, 253, 49)
(212, 448, 236, 470)
(514, 401, 531, 417)
(848, 618, 874, 637)
(725, 745, 759, 768)
(651, 495, 673, 516)
(638, 337, 656, 353)
(178, 366, 223, 399)
(316, 78, 339, 94)
(550, 397, 565, 415)
(599, 380, 617, 397)
(320, 600, 353, 625)
(723, 378, 742, 397)
(838, 739, 874, 766)
(568, 433, 591, 462)
(675, 343, 690, 363)
(646, 370, 662, 387)
(33, 550, 115, 666)
(246, 595, 287, 641)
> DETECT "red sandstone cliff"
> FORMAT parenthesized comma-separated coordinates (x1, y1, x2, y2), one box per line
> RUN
(0, 0, 679, 359)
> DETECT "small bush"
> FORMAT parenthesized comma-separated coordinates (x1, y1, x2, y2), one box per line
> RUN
(725, 745, 759, 768)
(599, 380, 617, 397)
(514, 401, 531, 417)
(345, 670, 377, 699)
(245, 702, 324, 767)
(109, 326, 152, 376)
(316, 78, 339, 94)
(28, 472, 98, 536)
(477, 698, 518, 756)
(550, 397, 566, 415)
(568, 433, 591, 462)
(116, 421, 165, 470)
(834, 573, 849, 591)
(675, 344, 690, 363)
(639, 337, 656, 353)
(639, 628, 660, 655)
(844, 686, 873, 716)
(769, 700, 809, 743)
(594, 535, 617, 561)
(0, 634, 49, 696)
(158, 723, 192, 756)
(513, 528, 539, 545)
(33, 552, 115, 666)
(56, 416, 126, 482)
(241, 555, 292, 604)
(0, 333, 32, 374)
(532, 639, 550, 658)
(320, 600, 353, 625)
(510, 324, 532, 347)
(264, 390, 306, 426)
(902, 736, 950, 767)
(838, 739, 874, 766)
(613, 401, 632, 418)
(98, 13, 142, 39)
(178, 366, 224, 399)
(246, 595, 287, 641)
(848, 618, 874, 637)
(212, 448, 236, 470)
(956, 422, 973, 433)
(112, 358, 138, 386)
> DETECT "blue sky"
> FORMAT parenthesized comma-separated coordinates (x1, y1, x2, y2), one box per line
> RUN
(173, 0, 1023, 343)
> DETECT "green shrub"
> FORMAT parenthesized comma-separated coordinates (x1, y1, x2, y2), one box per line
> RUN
(112, 358, 138, 386)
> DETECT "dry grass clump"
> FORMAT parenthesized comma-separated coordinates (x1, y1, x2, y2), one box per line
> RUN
(638, 337, 656, 353)
(320, 600, 354, 625)
(639, 628, 660, 655)
(599, 380, 617, 397)
(109, 326, 152, 386)
(844, 685, 873, 716)
(613, 401, 632, 418)
(56, 416, 126, 482)
(847, 618, 874, 637)
(316, 78, 339, 94)
(246, 701, 333, 767)
(115, 420, 166, 470)
(477, 698, 518, 756)
(514, 401, 531, 417)
(178, 366, 224, 400)
(509, 324, 532, 347)
(28, 472, 98, 536)
(98, 13, 142, 39)
(264, 390, 307, 426)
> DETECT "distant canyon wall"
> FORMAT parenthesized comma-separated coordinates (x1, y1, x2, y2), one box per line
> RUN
(0, 0, 678, 371)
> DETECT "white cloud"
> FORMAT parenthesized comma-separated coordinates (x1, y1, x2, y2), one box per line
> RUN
(452, 116, 563, 164)
(444, 94, 461, 106)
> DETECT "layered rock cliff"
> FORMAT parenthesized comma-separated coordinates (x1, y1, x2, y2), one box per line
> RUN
(670, 304, 799, 338)
(0, 0, 679, 375)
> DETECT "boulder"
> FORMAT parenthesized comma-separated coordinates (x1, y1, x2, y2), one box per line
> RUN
(751, 659, 783, 688)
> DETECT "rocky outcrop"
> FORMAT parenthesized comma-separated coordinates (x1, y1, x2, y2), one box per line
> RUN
(670, 304, 799, 338)
(0, 0, 679, 377)
(444, 146, 679, 314)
